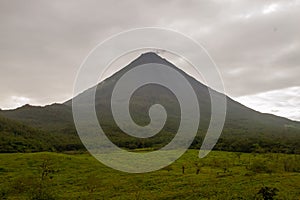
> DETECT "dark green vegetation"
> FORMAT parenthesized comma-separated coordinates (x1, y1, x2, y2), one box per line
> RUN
(0, 150, 300, 199)
(0, 116, 55, 152)
(0, 52, 299, 153)
(0, 116, 82, 153)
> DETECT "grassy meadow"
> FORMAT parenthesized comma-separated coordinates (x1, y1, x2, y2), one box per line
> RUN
(0, 150, 300, 199)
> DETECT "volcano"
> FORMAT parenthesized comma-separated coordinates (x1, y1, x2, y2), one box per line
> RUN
(1, 52, 299, 153)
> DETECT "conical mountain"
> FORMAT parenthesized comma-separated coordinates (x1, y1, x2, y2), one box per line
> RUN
(1, 52, 299, 153)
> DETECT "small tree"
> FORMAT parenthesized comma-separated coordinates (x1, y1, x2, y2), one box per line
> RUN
(194, 162, 202, 175)
(235, 152, 242, 164)
(28, 157, 56, 200)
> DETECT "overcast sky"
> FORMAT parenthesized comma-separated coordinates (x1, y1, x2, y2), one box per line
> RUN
(0, 0, 299, 121)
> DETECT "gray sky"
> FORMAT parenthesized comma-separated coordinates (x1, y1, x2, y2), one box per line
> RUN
(0, 0, 299, 121)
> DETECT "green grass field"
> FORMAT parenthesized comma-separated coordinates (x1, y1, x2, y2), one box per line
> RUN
(0, 150, 300, 199)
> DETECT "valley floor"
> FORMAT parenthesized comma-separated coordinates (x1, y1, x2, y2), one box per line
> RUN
(0, 150, 300, 199)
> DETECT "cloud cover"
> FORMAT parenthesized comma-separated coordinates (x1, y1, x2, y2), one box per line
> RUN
(0, 0, 299, 120)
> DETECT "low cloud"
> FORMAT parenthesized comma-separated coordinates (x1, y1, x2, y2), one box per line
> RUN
(235, 86, 300, 121)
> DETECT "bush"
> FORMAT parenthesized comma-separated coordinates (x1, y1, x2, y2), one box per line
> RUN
(0, 186, 9, 199)
(283, 158, 300, 172)
(249, 158, 274, 173)
(256, 186, 279, 200)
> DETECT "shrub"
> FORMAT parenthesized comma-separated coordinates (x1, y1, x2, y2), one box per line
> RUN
(256, 186, 279, 200)
(283, 158, 300, 172)
(249, 158, 274, 174)
(0, 186, 9, 199)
